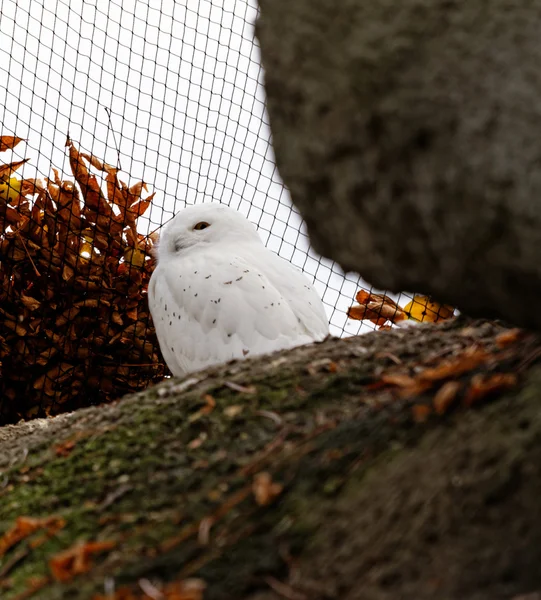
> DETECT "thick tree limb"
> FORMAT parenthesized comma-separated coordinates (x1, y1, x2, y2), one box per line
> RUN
(1, 320, 541, 599)
(256, 0, 541, 328)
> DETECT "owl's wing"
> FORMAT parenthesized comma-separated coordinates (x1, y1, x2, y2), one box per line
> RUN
(148, 249, 320, 376)
(248, 248, 330, 340)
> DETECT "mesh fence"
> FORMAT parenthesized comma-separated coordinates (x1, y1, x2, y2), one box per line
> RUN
(0, 0, 425, 423)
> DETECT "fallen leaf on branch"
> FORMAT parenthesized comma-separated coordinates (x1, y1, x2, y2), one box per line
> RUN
(201, 394, 216, 415)
(376, 346, 505, 404)
(380, 373, 417, 388)
(463, 373, 517, 406)
(418, 347, 489, 382)
(54, 439, 76, 457)
(433, 380, 462, 415)
(0, 516, 65, 558)
(49, 539, 116, 582)
(495, 328, 524, 349)
(253, 471, 283, 506)
(376, 373, 432, 397)
(187, 433, 207, 450)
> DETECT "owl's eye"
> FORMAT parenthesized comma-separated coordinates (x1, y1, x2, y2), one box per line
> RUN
(193, 221, 210, 231)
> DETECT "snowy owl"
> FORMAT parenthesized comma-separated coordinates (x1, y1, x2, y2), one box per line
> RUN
(148, 203, 329, 376)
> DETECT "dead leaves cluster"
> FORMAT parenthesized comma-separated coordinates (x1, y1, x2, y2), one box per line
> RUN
(49, 540, 117, 582)
(0, 516, 120, 597)
(0, 516, 65, 559)
(0, 134, 167, 424)
(348, 290, 455, 329)
(375, 343, 518, 421)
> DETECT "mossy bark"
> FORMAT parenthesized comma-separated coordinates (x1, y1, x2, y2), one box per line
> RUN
(1, 320, 541, 599)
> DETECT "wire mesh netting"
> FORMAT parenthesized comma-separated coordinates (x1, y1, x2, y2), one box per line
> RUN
(0, 0, 434, 423)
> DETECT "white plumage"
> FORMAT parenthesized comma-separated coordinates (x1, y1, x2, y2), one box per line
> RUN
(148, 203, 329, 376)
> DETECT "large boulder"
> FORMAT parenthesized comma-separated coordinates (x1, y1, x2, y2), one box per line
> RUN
(256, 0, 541, 327)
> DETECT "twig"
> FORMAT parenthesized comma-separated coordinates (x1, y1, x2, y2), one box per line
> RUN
(15, 230, 40, 277)
(255, 410, 284, 427)
(138, 579, 163, 599)
(264, 576, 307, 600)
(0, 546, 29, 579)
(104, 107, 122, 171)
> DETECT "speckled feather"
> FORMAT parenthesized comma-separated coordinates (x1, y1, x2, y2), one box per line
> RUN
(148, 204, 329, 376)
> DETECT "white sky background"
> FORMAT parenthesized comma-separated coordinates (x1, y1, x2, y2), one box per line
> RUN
(0, 0, 414, 336)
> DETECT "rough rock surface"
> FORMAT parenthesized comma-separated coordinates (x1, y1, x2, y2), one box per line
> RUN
(256, 0, 541, 327)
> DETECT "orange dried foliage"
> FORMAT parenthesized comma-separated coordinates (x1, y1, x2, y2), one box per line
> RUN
(252, 471, 283, 506)
(54, 438, 76, 457)
(418, 348, 489, 383)
(49, 539, 116, 582)
(0, 158, 29, 179)
(379, 343, 517, 415)
(0, 135, 167, 424)
(0, 516, 65, 557)
(201, 394, 216, 415)
(463, 373, 517, 406)
(347, 291, 405, 327)
(433, 380, 461, 415)
(380, 373, 417, 388)
(348, 290, 454, 328)
(0, 136, 26, 152)
(378, 372, 432, 397)
(495, 328, 524, 349)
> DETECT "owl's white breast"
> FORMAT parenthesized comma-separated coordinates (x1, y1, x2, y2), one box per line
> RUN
(148, 241, 328, 376)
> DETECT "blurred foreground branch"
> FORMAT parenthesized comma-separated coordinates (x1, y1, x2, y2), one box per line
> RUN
(1, 319, 541, 599)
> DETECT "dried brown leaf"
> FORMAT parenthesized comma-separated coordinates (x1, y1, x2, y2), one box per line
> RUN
(380, 373, 417, 387)
(419, 348, 489, 382)
(49, 540, 116, 582)
(20, 295, 41, 311)
(0, 516, 65, 558)
(0, 159, 29, 180)
(495, 328, 524, 349)
(433, 380, 461, 415)
(463, 373, 517, 406)
(253, 471, 283, 506)
(0, 136, 26, 152)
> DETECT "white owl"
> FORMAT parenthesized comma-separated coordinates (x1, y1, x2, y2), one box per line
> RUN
(148, 203, 329, 376)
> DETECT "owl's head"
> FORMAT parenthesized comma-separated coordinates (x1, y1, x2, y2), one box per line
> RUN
(156, 203, 262, 259)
